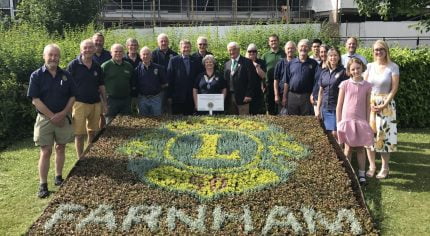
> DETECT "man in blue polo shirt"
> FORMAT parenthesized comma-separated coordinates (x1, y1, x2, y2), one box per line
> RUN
(282, 39, 318, 116)
(28, 44, 75, 198)
(67, 39, 107, 159)
(132, 46, 168, 116)
(92, 32, 112, 65)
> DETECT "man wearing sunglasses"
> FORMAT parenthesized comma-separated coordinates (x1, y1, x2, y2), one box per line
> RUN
(191, 36, 213, 74)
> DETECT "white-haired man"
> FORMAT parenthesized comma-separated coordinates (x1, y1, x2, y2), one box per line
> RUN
(281, 39, 318, 115)
(223, 42, 258, 115)
(27, 44, 76, 198)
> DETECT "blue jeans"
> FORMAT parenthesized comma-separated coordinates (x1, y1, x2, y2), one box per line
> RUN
(138, 92, 163, 116)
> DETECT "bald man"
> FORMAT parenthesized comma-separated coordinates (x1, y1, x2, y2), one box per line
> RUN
(101, 43, 134, 123)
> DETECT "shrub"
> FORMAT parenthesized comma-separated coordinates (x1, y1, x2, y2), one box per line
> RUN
(0, 23, 428, 148)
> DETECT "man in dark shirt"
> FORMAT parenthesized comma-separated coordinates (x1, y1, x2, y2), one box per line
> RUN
(27, 44, 75, 198)
(167, 39, 200, 115)
(67, 39, 107, 159)
(152, 33, 178, 114)
(92, 32, 112, 65)
(133, 46, 167, 116)
(282, 39, 318, 116)
(124, 38, 142, 69)
(191, 36, 213, 74)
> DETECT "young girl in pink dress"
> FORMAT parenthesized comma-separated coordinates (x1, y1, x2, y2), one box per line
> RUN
(336, 58, 374, 185)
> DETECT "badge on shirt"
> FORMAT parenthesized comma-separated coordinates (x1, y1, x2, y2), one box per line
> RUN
(154, 68, 158, 75)
(124, 70, 130, 74)
(214, 77, 219, 81)
(94, 71, 98, 77)
(309, 65, 313, 69)
(335, 72, 341, 79)
(62, 75, 68, 81)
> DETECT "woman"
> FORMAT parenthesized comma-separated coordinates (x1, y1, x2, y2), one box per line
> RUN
(193, 55, 227, 115)
(245, 43, 266, 115)
(365, 40, 400, 179)
(316, 47, 348, 140)
(311, 44, 330, 113)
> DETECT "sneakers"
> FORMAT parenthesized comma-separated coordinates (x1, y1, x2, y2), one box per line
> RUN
(54, 175, 64, 186)
(38, 183, 49, 198)
(358, 175, 367, 186)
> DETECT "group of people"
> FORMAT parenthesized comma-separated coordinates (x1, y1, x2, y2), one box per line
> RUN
(27, 32, 399, 198)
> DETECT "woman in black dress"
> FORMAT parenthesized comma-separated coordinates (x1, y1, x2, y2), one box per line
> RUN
(193, 55, 227, 115)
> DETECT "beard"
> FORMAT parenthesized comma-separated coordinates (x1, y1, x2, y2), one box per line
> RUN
(45, 61, 58, 70)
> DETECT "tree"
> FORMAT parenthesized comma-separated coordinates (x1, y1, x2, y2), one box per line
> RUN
(17, 0, 105, 34)
(354, 0, 430, 32)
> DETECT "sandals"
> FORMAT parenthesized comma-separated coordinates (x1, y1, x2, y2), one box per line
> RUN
(376, 168, 389, 179)
(366, 167, 376, 178)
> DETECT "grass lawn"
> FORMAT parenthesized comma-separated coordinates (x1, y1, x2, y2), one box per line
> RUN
(0, 129, 429, 235)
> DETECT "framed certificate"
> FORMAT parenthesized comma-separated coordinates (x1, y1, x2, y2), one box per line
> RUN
(197, 94, 224, 112)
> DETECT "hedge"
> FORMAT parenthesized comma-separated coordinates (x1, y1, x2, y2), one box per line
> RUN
(0, 23, 428, 148)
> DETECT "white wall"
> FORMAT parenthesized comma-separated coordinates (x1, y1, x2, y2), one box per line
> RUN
(307, 0, 357, 12)
(340, 21, 430, 47)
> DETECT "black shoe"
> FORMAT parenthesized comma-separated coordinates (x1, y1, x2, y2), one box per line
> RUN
(54, 175, 64, 186)
(358, 175, 367, 186)
(38, 183, 49, 198)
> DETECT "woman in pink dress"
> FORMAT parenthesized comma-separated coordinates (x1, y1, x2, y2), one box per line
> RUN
(337, 58, 374, 185)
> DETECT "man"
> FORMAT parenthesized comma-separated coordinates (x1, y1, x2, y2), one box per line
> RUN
(167, 39, 199, 115)
(27, 44, 75, 198)
(262, 34, 285, 115)
(101, 44, 134, 123)
(92, 32, 111, 128)
(224, 42, 258, 115)
(92, 32, 112, 65)
(282, 39, 318, 116)
(274, 41, 296, 112)
(152, 33, 178, 70)
(124, 38, 142, 69)
(133, 46, 168, 116)
(191, 36, 213, 74)
(309, 38, 322, 64)
(152, 33, 178, 114)
(67, 39, 107, 159)
(341, 37, 368, 66)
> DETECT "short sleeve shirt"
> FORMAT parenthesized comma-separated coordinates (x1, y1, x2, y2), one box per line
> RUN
(133, 63, 167, 96)
(67, 56, 104, 104)
(366, 62, 399, 94)
(262, 50, 285, 83)
(101, 59, 133, 98)
(194, 72, 226, 94)
(284, 57, 318, 94)
(319, 65, 348, 110)
(27, 65, 75, 113)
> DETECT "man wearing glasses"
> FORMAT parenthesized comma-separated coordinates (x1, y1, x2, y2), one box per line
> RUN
(191, 36, 213, 74)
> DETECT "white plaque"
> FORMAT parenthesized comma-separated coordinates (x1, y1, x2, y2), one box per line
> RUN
(197, 94, 224, 112)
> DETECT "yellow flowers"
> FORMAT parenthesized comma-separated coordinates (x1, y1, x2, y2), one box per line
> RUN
(194, 133, 240, 160)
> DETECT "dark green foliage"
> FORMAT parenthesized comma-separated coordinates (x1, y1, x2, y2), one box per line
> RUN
(17, 0, 105, 35)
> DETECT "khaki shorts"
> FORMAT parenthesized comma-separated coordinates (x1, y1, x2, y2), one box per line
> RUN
(33, 114, 74, 146)
(72, 101, 101, 135)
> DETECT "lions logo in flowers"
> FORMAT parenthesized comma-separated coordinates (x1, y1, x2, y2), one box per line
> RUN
(120, 117, 309, 201)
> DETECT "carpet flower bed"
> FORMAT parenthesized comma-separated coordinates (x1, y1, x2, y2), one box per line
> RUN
(28, 116, 377, 235)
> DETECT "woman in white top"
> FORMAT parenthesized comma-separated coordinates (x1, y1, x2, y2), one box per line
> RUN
(364, 40, 400, 179)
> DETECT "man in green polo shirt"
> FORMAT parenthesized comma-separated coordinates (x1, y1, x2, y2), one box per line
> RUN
(101, 44, 133, 123)
(261, 34, 286, 115)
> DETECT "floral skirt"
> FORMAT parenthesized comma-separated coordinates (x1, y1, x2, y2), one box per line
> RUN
(369, 94, 397, 152)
